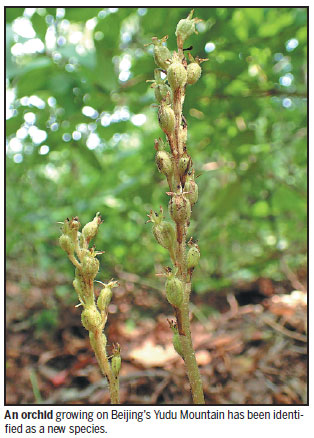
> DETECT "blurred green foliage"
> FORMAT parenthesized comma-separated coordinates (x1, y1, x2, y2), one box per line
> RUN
(6, 7, 307, 293)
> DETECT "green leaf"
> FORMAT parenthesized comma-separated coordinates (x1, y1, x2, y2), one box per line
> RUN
(5, 7, 24, 23)
(65, 7, 103, 22)
(31, 12, 47, 41)
(15, 62, 53, 97)
(6, 112, 24, 137)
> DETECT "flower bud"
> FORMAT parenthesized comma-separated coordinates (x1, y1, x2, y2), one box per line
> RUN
(158, 102, 175, 135)
(172, 329, 184, 358)
(70, 216, 80, 231)
(73, 276, 85, 296)
(167, 59, 187, 90)
(74, 267, 93, 304)
(155, 84, 172, 104)
(82, 254, 99, 280)
(97, 287, 112, 312)
(165, 275, 184, 308)
(187, 62, 202, 85)
(59, 234, 75, 255)
(148, 208, 176, 254)
(168, 193, 191, 224)
(184, 170, 198, 205)
(153, 220, 176, 250)
(81, 306, 102, 331)
(187, 243, 200, 270)
(175, 10, 199, 43)
(185, 180, 198, 206)
(155, 150, 173, 177)
(151, 36, 171, 71)
(178, 154, 192, 178)
(82, 212, 102, 243)
(168, 320, 183, 358)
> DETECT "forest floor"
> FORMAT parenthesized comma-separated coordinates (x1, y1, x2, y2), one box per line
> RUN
(6, 267, 307, 405)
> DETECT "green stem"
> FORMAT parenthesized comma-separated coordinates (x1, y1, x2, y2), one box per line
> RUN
(171, 82, 204, 404)
(179, 283, 205, 404)
(93, 329, 120, 404)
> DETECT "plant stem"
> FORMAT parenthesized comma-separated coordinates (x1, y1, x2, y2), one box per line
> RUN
(59, 215, 121, 404)
(94, 329, 120, 404)
(149, 11, 206, 403)
(179, 283, 205, 404)
(171, 80, 205, 405)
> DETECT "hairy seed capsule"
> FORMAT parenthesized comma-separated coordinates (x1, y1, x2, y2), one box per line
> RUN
(158, 102, 175, 135)
(155, 83, 172, 104)
(185, 179, 198, 205)
(82, 212, 102, 243)
(172, 330, 184, 358)
(59, 234, 75, 255)
(168, 194, 191, 224)
(165, 276, 184, 307)
(81, 306, 102, 331)
(152, 37, 171, 70)
(153, 220, 176, 250)
(73, 276, 85, 296)
(167, 61, 187, 90)
(155, 150, 173, 177)
(82, 255, 99, 280)
(97, 287, 112, 312)
(187, 245, 200, 270)
(175, 10, 198, 43)
(187, 62, 202, 85)
(178, 155, 191, 178)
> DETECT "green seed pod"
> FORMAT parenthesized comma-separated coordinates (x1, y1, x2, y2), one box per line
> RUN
(167, 61, 187, 90)
(173, 330, 184, 358)
(148, 207, 176, 253)
(187, 244, 200, 270)
(74, 267, 94, 303)
(61, 216, 80, 236)
(73, 276, 85, 296)
(187, 62, 202, 85)
(59, 234, 75, 255)
(158, 102, 175, 135)
(81, 306, 102, 331)
(151, 36, 171, 71)
(150, 69, 172, 103)
(153, 221, 176, 250)
(165, 275, 184, 308)
(155, 83, 172, 104)
(168, 193, 191, 224)
(97, 287, 112, 312)
(175, 10, 199, 43)
(82, 212, 102, 243)
(82, 254, 99, 280)
(178, 154, 191, 178)
(155, 150, 173, 177)
(185, 179, 198, 206)
(67, 217, 80, 242)
(111, 354, 121, 377)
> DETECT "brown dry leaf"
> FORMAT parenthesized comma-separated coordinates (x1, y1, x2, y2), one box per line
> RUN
(128, 340, 177, 367)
